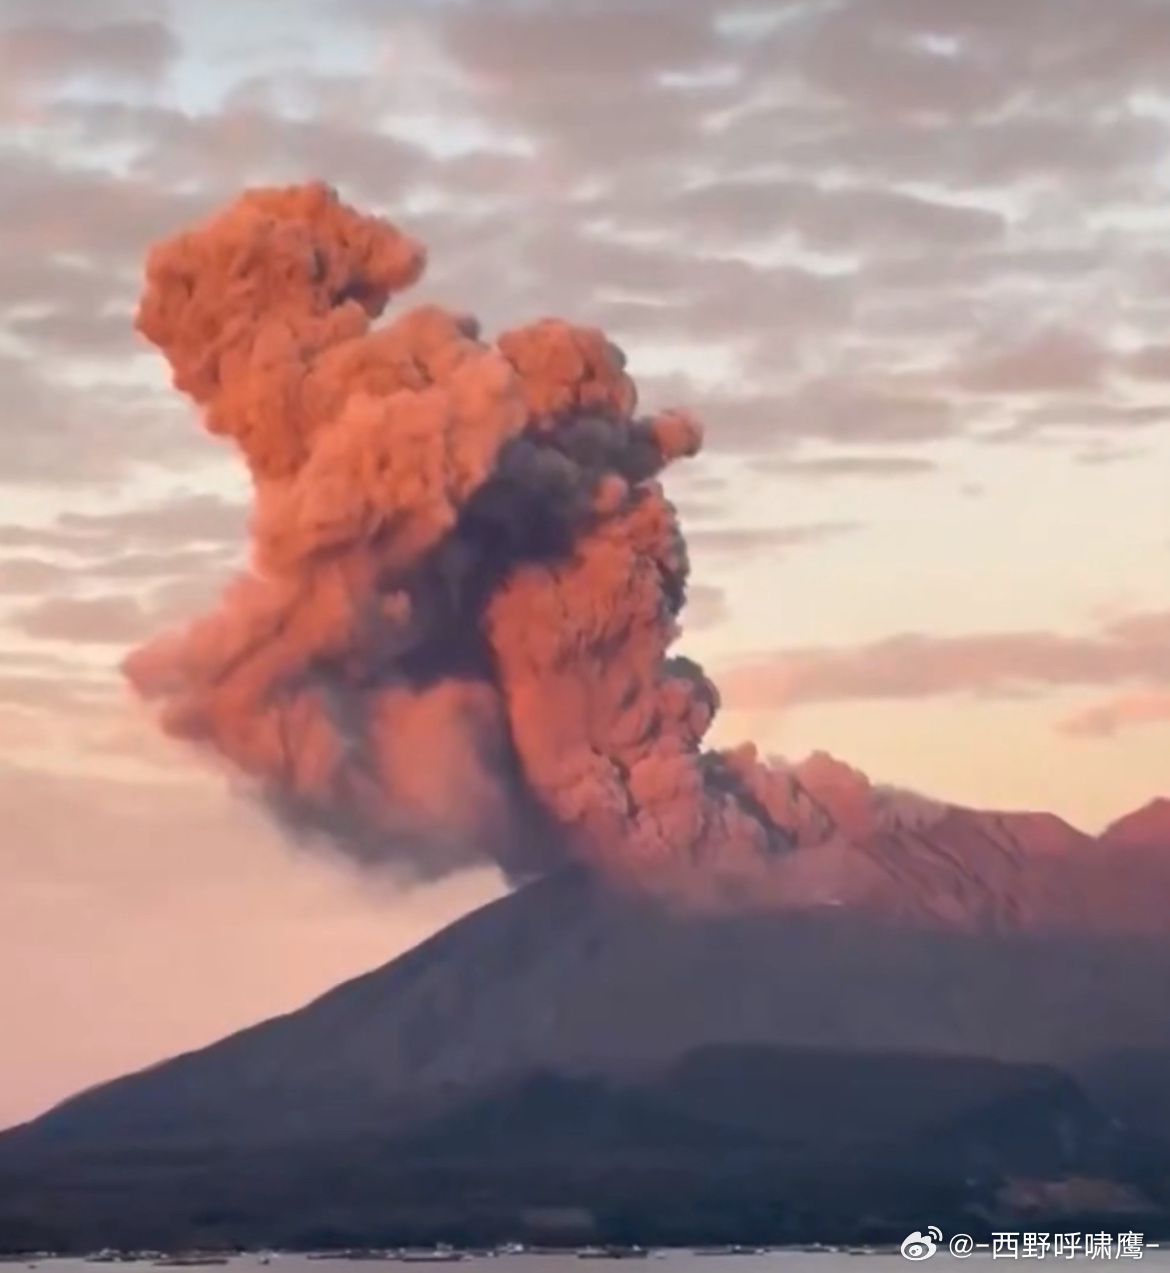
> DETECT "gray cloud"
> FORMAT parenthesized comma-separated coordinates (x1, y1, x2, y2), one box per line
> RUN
(687, 519, 859, 558)
(1, 0, 1168, 499)
(1124, 344, 1170, 382)
(956, 326, 1110, 395)
(11, 594, 152, 645)
(49, 99, 430, 205)
(0, 149, 213, 265)
(436, 1, 735, 169)
(753, 453, 938, 480)
(440, 2, 721, 86)
(0, 366, 209, 485)
(1073, 444, 1143, 468)
(6, 303, 136, 358)
(718, 610, 1170, 712)
(659, 179, 1008, 254)
(681, 582, 729, 632)
(409, 0, 1170, 458)
(642, 376, 961, 454)
(0, 494, 245, 554)
(59, 495, 248, 549)
(0, 665, 117, 716)
(988, 401, 1168, 443)
(0, 12, 178, 112)
(743, 0, 1170, 117)
(0, 497, 244, 633)
(0, 556, 72, 593)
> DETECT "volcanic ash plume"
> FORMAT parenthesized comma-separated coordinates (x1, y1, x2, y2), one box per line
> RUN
(124, 180, 816, 900)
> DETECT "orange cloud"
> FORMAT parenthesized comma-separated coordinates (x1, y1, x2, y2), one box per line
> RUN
(1059, 690, 1170, 738)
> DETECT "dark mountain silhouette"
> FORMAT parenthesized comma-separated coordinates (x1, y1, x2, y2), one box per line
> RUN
(2, 1041, 1164, 1253)
(1075, 1048, 1170, 1141)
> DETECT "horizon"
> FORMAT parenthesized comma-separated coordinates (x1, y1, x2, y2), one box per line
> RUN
(3, 0, 1170, 1129)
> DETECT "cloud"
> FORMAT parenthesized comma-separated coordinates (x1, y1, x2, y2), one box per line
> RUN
(681, 582, 729, 632)
(0, 251, 124, 312)
(687, 520, 859, 557)
(11, 594, 153, 645)
(0, 355, 151, 485)
(0, 17, 177, 82)
(6, 302, 136, 358)
(1059, 691, 1170, 738)
(660, 179, 1008, 254)
(410, 0, 1170, 459)
(956, 326, 1111, 395)
(0, 11, 178, 121)
(796, 36, 1005, 120)
(0, 494, 245, 556)
(440, 3, 720, 87)
(1124, 344, 1170, 382)
(63, 495, 248, 550)
(50, 99, 431, 205)
(704, 377, 960, 453)
(753, 453, 938, 480)
(0, 556, 73, 593)
(0, 160, 219, 483)
(717, 611, 1170, 718)
(437, 2, 732, 167)
(506, 230, 856, 365)
(0, 0, 1168, 512)
(744, 0, 1170, 119)
(0, 659, 111, 717)
(0, 496, 244, 648)
(0, 149, 211, 266)
(1073, 444, 1143, 467)
(979, 400, 1168, 444)
(0, 650, 126, 768)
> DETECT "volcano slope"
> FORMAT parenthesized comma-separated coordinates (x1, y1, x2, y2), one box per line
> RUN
(10, 755, 1170, 1155)
(4, 843, 1170, 1250)
(9, 860, 1170, 1151)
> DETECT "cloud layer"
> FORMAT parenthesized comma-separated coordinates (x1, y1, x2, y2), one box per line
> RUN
(3, 0, 1170, 489)
(720, 610, 1170, 739)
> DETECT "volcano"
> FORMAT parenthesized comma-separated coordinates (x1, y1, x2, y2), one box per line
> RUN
(4, 770, 1170, 1250)
(7, 183, 1170, 1250)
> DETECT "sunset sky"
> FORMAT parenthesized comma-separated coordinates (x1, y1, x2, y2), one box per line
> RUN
(4, 0, 1170, 1129)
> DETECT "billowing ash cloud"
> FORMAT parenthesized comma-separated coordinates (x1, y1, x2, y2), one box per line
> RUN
(120, 182, 898, 902)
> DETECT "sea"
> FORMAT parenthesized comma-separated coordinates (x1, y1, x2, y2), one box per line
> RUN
(12, 1253, 1170, 1273)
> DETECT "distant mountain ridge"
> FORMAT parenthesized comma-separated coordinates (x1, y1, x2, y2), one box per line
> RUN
(1100, 797, 1170, 850)
(742, 753, 1170, 932)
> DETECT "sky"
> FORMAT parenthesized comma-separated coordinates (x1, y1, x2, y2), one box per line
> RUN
(2, 0, 1170, 1128)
